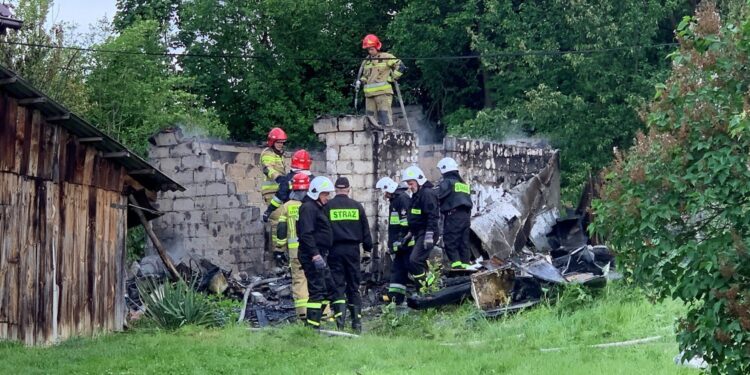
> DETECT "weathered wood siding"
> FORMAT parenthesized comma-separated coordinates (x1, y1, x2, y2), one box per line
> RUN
(0, 93, 127, 345)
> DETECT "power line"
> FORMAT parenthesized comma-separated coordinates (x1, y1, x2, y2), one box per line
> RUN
(0, 39, 679, 62)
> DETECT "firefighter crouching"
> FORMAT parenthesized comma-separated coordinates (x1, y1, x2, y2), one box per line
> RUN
(297, 176, 337, 329)
(273, 172, 312, 320)
(324, 177, 373, 333)
(376, 177, 413, 305)
(435, 157, 474, 270)
(401, 166, 440, 293)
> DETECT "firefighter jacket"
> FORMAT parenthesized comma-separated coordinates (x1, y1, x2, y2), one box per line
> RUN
(297, 196, 333, 258)
(388, 188, 411, 246)
(324, 194, 373, 251)
(267, 170, 315, 211)
(360, 52, 404, 98)
(274, 199, 303, 258)
(406, 181, 439, 235)
(260, 147, 286, 200)
(435, 171, 473, 213)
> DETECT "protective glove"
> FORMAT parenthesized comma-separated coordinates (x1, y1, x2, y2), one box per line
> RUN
(312, 254, 327, 270)
(262, 208, 272, 223)
(424, 231, 435, 251)
(273, 251, 288, 267)
(354, 80, 362, 91)
(391, 241, 402, 254)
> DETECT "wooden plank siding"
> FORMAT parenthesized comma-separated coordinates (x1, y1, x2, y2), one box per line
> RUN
(0, 92, 127, 345)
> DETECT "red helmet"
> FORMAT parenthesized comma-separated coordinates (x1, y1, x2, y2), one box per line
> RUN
(291, 172, 310, 191)
(267, 127, 287, 147)
(291, 149, 312, 170)
(362, 34, 382, 50)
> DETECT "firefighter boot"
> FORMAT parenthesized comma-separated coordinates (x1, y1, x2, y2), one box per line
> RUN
(349, 304, 363, 334)
(332, 303, 347, 330)
(306, 306, 322, 330)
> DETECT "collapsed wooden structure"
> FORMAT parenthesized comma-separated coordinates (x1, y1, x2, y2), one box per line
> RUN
(0, 65, 184, 345)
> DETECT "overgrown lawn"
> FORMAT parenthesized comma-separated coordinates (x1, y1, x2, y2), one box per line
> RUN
(0, 285, 700, 374)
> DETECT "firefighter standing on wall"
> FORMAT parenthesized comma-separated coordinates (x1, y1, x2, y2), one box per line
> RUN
(376, 177, 413, 305)
(324, 177, 373, 333)
(273, 172, 311, 320)
(357, 34, 405, 127)
(297, 176, 337, 329)
(435, 157, 474, 270)
(401, 166, 440, 293)
(260, 127, 288, 204)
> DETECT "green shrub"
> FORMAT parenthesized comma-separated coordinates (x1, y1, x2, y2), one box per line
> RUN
(594, 3, 750, 373)
(137, 279, 218, 330)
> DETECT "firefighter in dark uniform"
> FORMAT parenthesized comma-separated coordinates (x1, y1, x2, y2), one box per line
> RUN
(435, 157, 474, 269)
(297, 176, 337, 329)
(324, 177, 373, 332)
(376, 177, 412, 304)
(401, 166, 440, 293)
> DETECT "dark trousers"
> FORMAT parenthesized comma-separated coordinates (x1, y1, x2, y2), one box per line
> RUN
(443, 208, 471, 264)
(328, 242, 362, 307)
(408, 231, 431, 277)
(299, 251, 337, 304)
(388, 246, 412, 303)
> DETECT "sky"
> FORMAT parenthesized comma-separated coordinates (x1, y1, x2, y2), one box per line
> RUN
(48, 0, 117, 34)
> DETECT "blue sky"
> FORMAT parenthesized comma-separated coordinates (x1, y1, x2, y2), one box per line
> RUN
(49, 0, 116, 34)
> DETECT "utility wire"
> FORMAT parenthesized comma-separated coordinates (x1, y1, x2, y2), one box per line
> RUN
(0, 39, 679, 62)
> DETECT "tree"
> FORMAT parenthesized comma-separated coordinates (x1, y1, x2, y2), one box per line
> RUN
(176, 0, 405, 146)
(445, 0, 687, 200)
(594, 3, 750, 373)
(86, 19, 227, 155)
(0, 0, 89, 113)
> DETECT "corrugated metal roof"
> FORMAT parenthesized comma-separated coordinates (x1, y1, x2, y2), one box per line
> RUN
(0, 65, 184, 192)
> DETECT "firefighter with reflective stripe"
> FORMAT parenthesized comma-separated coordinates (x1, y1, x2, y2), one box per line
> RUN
(435, 157, 474, 270)
(273, 172, 310, 320)
(297, 176, 337, 329)
(262, 149, 313, 223)
(401, 166, 440, 293)
(260, 127, 287, 204)
(324, 177, 373, 332)
(376, 177, 412, 304)
(358, 34, 405, 127)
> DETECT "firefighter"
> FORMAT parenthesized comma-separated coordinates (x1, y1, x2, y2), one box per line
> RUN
(357, 34, 405, 127)
(260, 127, 287, 204)
(401, 166, 440, 293)
(376, 177, 412, 305)
(324, 177, 373, 332)
(262, 149, 313, 222)
(435, 157, 474, 270)
(274, 172, 311, 320)
(297, 176, 337, 329)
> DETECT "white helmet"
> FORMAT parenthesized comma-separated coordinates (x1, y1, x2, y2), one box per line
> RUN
(307, 176, 335, 200)
(437, 157, 459, 174)
(376, 177, 398, 194)
(401, 165, 427, 186)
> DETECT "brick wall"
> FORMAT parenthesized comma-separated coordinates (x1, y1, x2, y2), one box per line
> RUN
(146, 129, 324, 274)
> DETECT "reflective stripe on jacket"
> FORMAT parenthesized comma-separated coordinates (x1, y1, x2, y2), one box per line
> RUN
(360, 52, 403, 98)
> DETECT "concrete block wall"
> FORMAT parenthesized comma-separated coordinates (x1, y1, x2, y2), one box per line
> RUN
(147, 129, 324, 274)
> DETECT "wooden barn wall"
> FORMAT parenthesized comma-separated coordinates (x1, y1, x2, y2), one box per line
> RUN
(0, 93, 127, 345)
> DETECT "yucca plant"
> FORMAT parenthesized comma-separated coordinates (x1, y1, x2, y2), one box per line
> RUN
(137, 278, 217, 330)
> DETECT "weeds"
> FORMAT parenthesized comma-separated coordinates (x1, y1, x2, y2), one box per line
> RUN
(137, 278, 217, 330)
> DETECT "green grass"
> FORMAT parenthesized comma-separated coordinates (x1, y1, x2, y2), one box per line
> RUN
(0, 284, 699, 374)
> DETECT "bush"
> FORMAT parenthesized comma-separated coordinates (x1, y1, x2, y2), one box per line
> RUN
(593, 3, 750, 373)
(137, 279, 218, 330)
